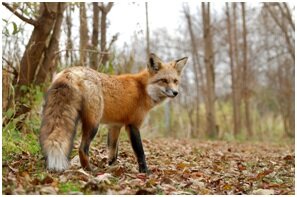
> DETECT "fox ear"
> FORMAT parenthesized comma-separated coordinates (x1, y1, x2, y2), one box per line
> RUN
(147, 53, 163, 73)
(175, 57, 188, 73)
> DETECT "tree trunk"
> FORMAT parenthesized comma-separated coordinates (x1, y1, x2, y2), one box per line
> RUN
(91, 2, 100, 70)
(36, 3, 67, 85)
(202, 2, 216, 138)
(232, 3, 242, 137)
(15, 3, 60, 117)
(241, 2, 252, 137)
(17, 3, 58, 87)
(145, 2, 150, 59)
(79, 2, 89, 67)
(226, 3, 241, 138)
(100, 11, 107, 66)
(183, 5, 202, 137)
(99, 2, 113, 67)
(65, 4, 73, 66)
(164, 102, 171, 135)
(2, 69, 11, 112)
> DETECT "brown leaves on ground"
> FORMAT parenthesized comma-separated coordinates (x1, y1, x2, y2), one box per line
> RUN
(2, 138, 295, 194)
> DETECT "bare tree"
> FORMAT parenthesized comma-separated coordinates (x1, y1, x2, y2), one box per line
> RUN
(183, 4, 202, 137)
(98, 2, 114, 66)
(202, 2, 217, 138)
(264, 3, 294, 61)
(65, 4, 74, 65)
(261, 3, 295, 138)
(145, 2, 150, 59)
(2, 2, 67, 118)
(241, 2, 252, 137)
(36, 3, 67, 84)
(79, 2, 89, 66)
(226, 2, 241, 137)
(91, 2, 100, 70)
(276, 60, 294, 138)
(232, 3, 242, 137)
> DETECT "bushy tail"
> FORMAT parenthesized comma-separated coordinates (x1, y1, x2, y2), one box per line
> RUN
(39, 80, 82, 172)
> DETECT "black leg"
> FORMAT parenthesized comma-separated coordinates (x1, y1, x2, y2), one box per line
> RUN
(127, 125, 150, 174)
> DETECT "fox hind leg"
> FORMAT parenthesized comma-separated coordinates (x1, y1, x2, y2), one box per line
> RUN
(79, 121, 99, 171)
(78, 86, 103, 171)
(79, 101, 102, 170)
(107, 126, 121, 165)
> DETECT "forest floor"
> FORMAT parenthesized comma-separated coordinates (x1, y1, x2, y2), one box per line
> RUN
(2, 135, 295, 195)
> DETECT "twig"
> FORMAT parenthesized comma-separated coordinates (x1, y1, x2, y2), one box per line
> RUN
(2, 67, 16, 76)
(55, 49, 110, 56)
(107, 33, 119, 51)
(2, 2, 38, 26)
(2, 57, 18, 76)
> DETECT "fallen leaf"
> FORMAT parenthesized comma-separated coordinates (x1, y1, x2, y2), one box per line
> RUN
(70, 155, 81, 167)
(41, 175, 54, 184)
(161, 177, 173, 184)
(40, 186, 57, 194)
(136, 173, 147, 180)
(252, 189, 274, 195)
(135, 188, 155, 194)
(190, 179, 205, 188)
(283, 155, 293, 160)
(176, 162, 190, 170)
(222, 184, 232, 191)
(94, 173, 113, 184)
(256, 169, 273, 179)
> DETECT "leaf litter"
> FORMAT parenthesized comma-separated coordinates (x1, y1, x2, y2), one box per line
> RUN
(2, 138, 294, 194)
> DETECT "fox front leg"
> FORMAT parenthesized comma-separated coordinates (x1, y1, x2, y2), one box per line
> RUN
(127, 125, 150, 174)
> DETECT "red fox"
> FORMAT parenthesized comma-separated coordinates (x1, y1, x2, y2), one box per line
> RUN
(39, 53, 188, 173)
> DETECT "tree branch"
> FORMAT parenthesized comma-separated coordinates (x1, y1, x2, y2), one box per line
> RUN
(106, 2, 114, 13)
(107, 33, 118, 51)
(2, 57, 18, 77)
(55, 49, 110, 56)
(98, 2, 113, 13)
(281, 2, 295, 31)
(2, 2, 38, 26)
(98, 3, 103, 12)
(264, 3, 295, 60)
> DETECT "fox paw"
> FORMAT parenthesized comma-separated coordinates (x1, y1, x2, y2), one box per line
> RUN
(108, 158, 117, 166)
(81, 164, 93, 171)
(139, 167, 151, 175)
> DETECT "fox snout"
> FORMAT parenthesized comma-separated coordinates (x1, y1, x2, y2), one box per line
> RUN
(164, 88, 179, 98)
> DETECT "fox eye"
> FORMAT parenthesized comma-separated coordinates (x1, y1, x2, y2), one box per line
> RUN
(160, 79, 168, 83)
(173, 79, 178, 83)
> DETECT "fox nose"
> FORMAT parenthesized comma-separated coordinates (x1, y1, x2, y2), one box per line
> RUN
(173, 91, 178, 97)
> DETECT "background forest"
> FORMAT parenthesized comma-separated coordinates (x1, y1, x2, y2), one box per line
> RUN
(1, 2, 295, 195)
(2, 2, 294, 141)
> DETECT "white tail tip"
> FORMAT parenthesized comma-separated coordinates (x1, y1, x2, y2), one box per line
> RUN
(46, 147, 69, 172)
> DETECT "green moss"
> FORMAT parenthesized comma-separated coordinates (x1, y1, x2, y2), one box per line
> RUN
(58, 182, 81, 193)
(2, 118, 41, 162)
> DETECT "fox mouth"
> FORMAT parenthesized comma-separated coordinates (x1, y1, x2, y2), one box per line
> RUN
(162, 90, 176, 98)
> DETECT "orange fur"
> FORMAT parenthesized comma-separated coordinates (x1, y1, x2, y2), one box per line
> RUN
(100, 70, 153, 127)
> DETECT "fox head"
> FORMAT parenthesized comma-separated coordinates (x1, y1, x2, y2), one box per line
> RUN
(146, 53, 188, 103)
